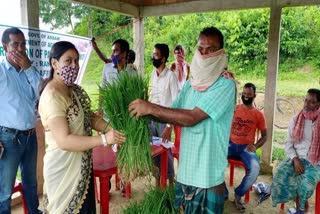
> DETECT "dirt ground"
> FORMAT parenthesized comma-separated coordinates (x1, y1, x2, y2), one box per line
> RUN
(12, 163, 316, 214)
(106, 95, 310, 214)
(105, 160, 317, 214)
(12, 96, 315, 214)
(105, 92, 314, 214)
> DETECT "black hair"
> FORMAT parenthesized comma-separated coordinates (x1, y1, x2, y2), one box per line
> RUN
(39, 41, 79, 96)
(174, 45, 185, 52)
(127, 49, 136, 64)
(1, 27, 24, 44)
(244, 82, 256, 94)
(199, 26, 224, 49)
(307, 88, 320, 102)
(112, 39, 129, 57)
(154, 43, 169, 62)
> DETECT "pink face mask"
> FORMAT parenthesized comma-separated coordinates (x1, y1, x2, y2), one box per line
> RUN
(59, 65, 79, 86)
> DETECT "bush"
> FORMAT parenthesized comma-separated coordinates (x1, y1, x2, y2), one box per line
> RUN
(256, 146, 286, 162)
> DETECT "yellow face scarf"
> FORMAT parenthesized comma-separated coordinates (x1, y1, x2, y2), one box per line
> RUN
(190, 49, 227, 91)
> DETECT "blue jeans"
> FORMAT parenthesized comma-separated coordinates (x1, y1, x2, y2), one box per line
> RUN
(150, 121, 175, 179)
(227, 141, 260, 197)
(0, 127, 39, 214)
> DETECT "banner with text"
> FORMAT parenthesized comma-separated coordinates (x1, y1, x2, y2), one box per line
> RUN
(0, 24, 92, 84)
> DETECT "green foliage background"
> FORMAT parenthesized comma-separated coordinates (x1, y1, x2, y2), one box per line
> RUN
(69, 6, 320, 87)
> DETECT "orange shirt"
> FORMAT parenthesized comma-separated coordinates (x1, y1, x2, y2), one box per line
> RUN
(230, 104, 266, 144)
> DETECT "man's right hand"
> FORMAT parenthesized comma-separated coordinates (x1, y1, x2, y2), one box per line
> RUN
(293, 157, 304, 174)
(128, 99, 153, 119)
(10, 51, 31, 70)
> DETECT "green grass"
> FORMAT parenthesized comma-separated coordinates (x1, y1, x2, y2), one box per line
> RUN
(16, 169, 21, 181)
(256, 146, 286, 162)
(122, 185, 178, 214)
(236, 75, 319, 97)
(273, 130, 287, 145)
(272, 146, 286, 161)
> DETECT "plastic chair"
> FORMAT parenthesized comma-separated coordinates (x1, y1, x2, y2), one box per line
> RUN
(12, 180, 27, 214)
(172, 126, 181, 161)
(227, 158, 252, 203)
(93, 146, 131, 214)
(280, 182, 320, 213)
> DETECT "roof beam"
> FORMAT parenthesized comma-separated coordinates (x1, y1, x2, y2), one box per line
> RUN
(142, 0, 320, 17)
(278, 0, 320, 7)
(69, 0, 140, 17)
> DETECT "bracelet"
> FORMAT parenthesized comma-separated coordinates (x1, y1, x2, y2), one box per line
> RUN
(100, 133, 107, 146)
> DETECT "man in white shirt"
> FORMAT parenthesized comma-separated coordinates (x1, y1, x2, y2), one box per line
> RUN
(149, 43, 179, 186)
(271, 88, 320, 214)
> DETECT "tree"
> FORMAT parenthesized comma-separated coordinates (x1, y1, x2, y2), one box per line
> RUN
(39, 0, 90, 34)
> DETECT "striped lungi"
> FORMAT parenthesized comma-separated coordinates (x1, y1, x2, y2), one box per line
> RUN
(174, 182, 225, 214)
(271, 157, 320, 210)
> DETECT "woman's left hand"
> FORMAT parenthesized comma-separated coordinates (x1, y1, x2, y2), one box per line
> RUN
(105, 129, 126, 145)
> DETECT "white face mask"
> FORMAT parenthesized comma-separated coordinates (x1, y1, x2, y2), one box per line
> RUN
(190, 49, 227, 91)
(59, 65, 79, 86)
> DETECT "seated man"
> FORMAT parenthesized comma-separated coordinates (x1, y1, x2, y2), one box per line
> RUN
(272, 88, 320, 214)
(226, 82, 267, 212)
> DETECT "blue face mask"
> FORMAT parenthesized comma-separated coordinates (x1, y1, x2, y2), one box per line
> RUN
(111, 54, 120, 68)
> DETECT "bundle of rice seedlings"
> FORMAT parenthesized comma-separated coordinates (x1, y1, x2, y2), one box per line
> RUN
(100, 72, 153, 181)
(122, 185, 178, 214)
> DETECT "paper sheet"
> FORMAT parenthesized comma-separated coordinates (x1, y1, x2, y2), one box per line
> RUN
(151, 136, 174, 148)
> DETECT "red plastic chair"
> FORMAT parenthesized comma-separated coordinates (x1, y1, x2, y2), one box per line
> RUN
(92, 146, 131, 214)
(150, 145, 168, 189)
(227, 158, 252, 203)
(172, 126, 181, 161)
(93, 145, 168, 214)
(316, 182, 320, 214)
(280, 182, 320, 213)
(13, 180, 27, 214)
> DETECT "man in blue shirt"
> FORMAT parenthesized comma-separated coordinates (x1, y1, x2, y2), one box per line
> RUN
(0, 27, 42, 214)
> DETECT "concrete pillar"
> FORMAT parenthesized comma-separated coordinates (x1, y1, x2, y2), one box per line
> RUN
(261, 1, 282, 174)
(133, 17, 145, 75)
(20, 0, 39, 28)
